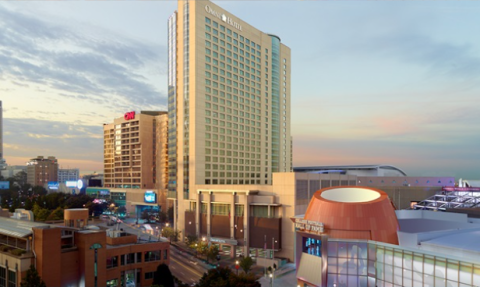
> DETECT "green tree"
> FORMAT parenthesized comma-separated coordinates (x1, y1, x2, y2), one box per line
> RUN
(32, 186, 47, 196)
(186, 235, 198, 247)
(35, 209, 50, 222)
(152, 263, 174, 287)
(24, 198, 33, 210)
(195, 266, 260, 287)
(46, 207, 64, 221)
(161, 227, 180, 243)
(206, 244, 220, 264)
(21, 265, 46, 287)
(228, 273, 261, 287)
(239, 256, 254, 274)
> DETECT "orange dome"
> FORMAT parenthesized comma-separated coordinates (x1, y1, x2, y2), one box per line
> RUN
(304, 186, 399, 244)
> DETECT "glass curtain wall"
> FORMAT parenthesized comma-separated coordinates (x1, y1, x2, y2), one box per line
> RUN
(327, 239, 480, 287)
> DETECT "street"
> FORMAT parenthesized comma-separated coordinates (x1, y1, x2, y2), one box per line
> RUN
(169, 247, 208, 285)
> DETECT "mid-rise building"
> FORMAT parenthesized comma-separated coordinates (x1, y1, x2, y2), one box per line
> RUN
(26, 156, 58, 186)
(103, 111, 168, 213)
(167, 0, 292, 255)
(58, 168, 80, 183)
(0, 208, 170, 287)
(103, 111, 168, 190)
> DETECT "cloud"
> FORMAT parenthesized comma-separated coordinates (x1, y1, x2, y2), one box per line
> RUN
(0, 4, 167, 109)
(3, 118, 103, 164)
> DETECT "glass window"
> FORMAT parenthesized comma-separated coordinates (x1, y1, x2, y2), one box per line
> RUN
(145, 250, 161, 262)
(145, 272, 155, 280)
(107, 256, 118, 269)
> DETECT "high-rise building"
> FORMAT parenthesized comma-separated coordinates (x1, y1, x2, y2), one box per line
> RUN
(167, 0, 292, 256)
(103, 111, 168, 190)
(26, 156, 58, 186)
(168, 0, 291, 195)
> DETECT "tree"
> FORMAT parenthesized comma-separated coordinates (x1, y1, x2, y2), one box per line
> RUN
(229, 273, 261, 287)
(21, 265, 46, 287)
(162, 227, 180, 243)
(32, 186, 47, 196)
(24, 198, 33, 210)
(46, 207, 64, 221)
(152, 263, 174, 287)
(195, 266, 260, 287)
(186, 235, 198, 247)
(239, 256, 254, 274)
(13, 171, 27, 187)
(206, 244, 220, 264)
(196, 266, 232, 287)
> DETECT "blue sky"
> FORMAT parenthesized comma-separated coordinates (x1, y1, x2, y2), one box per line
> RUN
(1, 1, 479, 179)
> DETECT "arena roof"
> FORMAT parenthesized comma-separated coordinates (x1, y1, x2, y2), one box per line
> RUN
(293, 164, 407, 176)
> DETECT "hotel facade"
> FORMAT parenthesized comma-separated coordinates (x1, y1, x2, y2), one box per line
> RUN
(167, 0, 292, 257)
(103, 111, 169, 212)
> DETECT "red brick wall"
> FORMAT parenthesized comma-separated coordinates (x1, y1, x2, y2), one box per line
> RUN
(33, 227, 62, 287)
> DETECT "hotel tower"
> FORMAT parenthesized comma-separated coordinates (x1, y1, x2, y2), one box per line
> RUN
(168, 0, 291, 254)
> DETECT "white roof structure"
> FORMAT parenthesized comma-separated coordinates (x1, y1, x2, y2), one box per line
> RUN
(0, 217, 50, 238)
(396, 210, 480, 262)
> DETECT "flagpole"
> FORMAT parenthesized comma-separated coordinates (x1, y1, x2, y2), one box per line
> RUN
(264, 234, 267, 277)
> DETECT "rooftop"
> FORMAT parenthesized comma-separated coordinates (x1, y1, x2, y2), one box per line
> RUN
(0, 217, 50, 238)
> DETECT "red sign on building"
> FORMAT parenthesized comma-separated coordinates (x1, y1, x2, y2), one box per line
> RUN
(124, 111, 135, 120)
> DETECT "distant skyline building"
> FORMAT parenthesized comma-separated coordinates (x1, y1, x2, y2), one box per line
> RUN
(58, 168, 80, 183)
(103, 111, 168, 190)
(26, 156, 58, 186)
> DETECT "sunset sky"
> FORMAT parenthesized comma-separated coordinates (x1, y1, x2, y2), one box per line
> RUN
(1, 1, 480, 179)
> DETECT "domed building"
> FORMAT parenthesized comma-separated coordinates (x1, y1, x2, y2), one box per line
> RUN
(304, 186, 399, 244)
(294, 186, 399, 287)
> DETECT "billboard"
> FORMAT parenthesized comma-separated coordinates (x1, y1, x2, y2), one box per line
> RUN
(0, 181, 9, 190)
(48, 182, 59, 190)
(66, 181, 77, 187)
(144, 191, 157, 203)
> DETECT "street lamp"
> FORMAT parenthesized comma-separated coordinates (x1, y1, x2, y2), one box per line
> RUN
(195, 243, 198, 258)
(235, 260, 239, 275)
(269, 273, 273, 287)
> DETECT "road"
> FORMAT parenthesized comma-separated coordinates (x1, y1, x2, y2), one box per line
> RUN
(169, 247, 208, 285)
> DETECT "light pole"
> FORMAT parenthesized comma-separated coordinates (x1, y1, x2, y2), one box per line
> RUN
(235, 260, 239, 275)
(195, 243, 198, 258)
(269, 273, 273, 287)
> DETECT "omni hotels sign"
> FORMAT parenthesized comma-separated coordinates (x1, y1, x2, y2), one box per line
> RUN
(205, 5, 242, 31)
(295, 219, 324, 234)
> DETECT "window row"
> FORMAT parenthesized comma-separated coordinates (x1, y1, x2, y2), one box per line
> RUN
(106, 250, 167, 269)
(205, 18, 262, 51)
